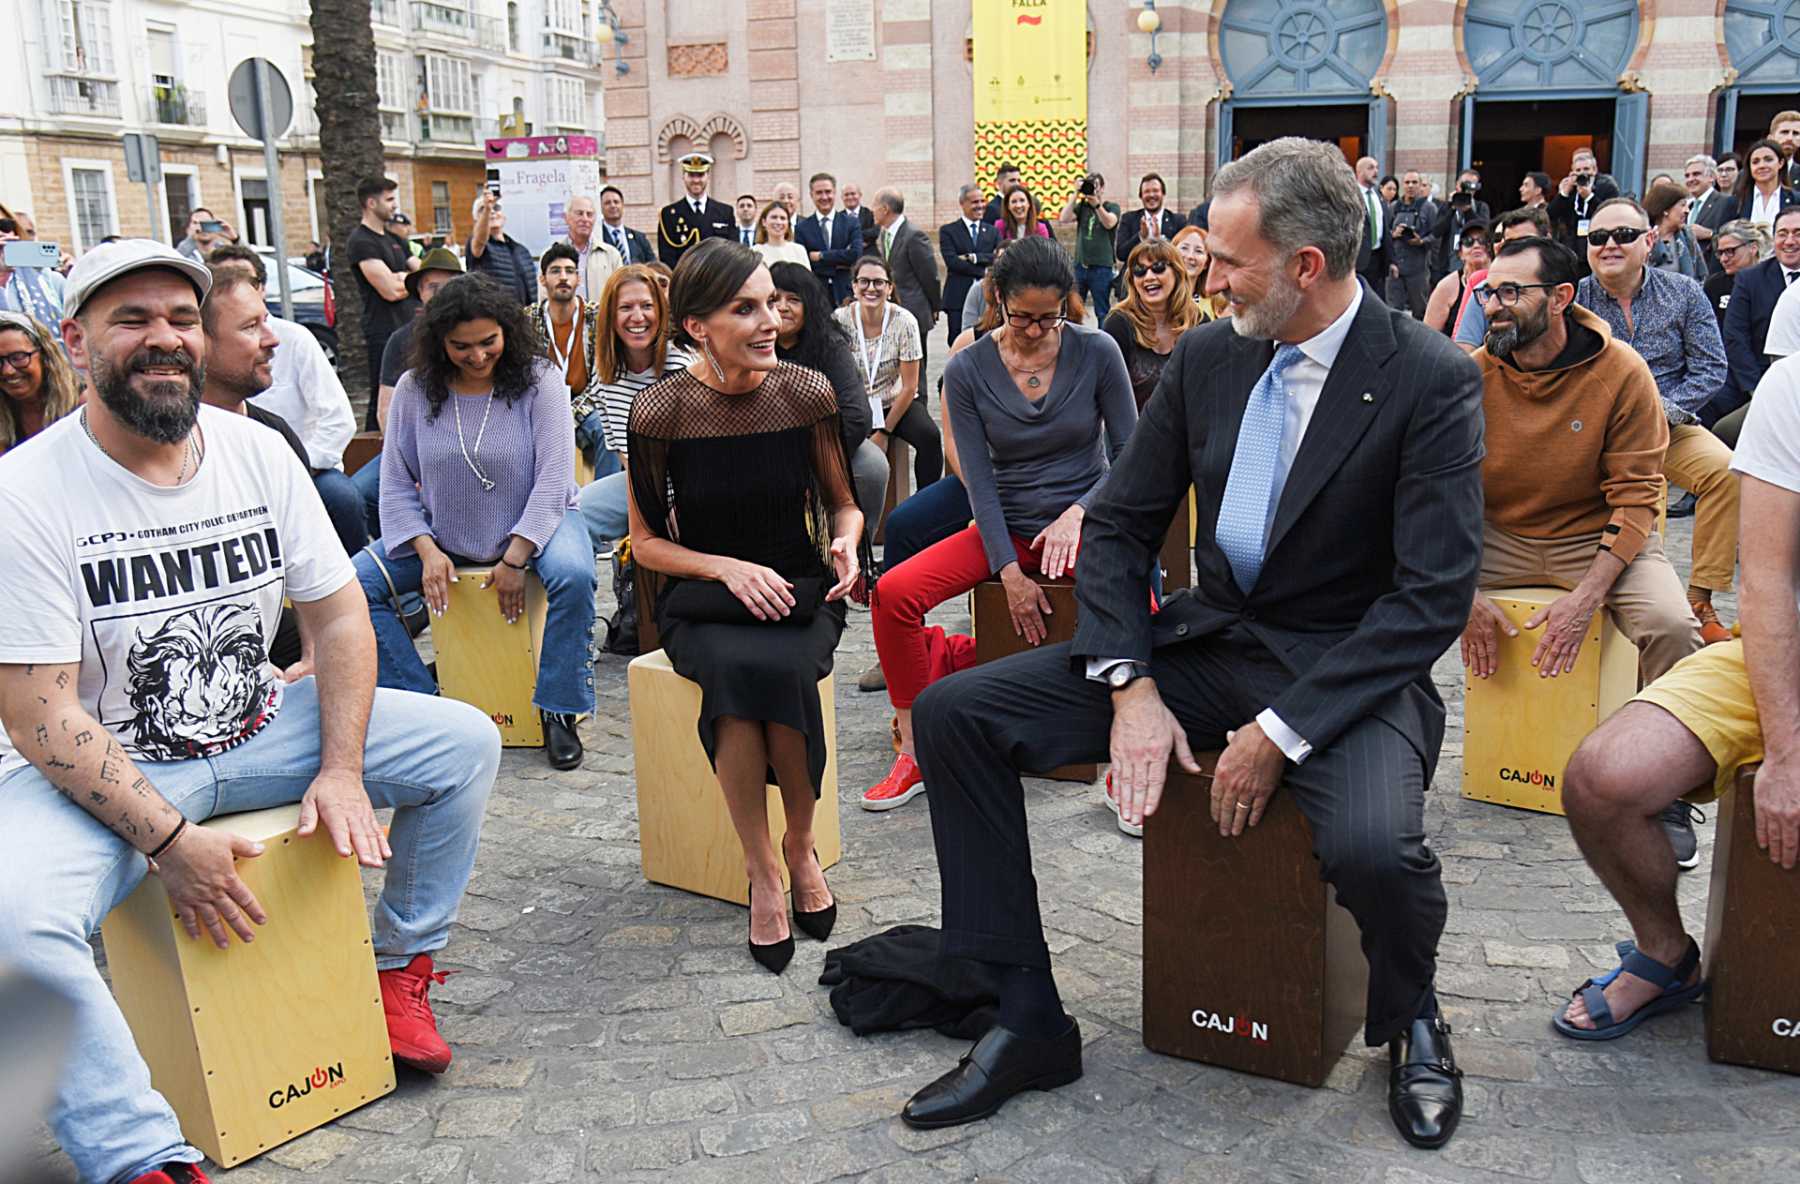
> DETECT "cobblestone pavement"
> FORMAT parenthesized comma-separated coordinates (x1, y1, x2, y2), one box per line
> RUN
(33, 399, 1800, 1183)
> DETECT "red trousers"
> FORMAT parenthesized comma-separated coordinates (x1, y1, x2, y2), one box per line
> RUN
(872, 525, 1046, 709)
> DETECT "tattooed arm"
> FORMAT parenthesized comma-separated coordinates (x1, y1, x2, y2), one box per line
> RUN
(0, 662, 270, 948)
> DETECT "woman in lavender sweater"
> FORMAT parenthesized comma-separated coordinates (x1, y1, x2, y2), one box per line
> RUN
(354, 274, 596, 769)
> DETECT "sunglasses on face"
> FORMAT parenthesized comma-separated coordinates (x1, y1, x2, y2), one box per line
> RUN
(1587, 227, 1648, 248)
(1131, 260, 1171, 279)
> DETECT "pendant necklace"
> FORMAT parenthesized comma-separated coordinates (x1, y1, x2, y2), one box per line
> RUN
(454, 390, 497, 491)
(83, 407, 200, 485)
(1000, 335, 1053, 389)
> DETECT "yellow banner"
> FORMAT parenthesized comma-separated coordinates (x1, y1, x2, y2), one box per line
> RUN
(972, 0, 1089, 208)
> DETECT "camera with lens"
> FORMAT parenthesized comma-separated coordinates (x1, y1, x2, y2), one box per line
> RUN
(1078, 174, 1099, 197)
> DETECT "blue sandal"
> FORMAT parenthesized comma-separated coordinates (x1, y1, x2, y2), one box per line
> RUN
(1551, 938, 1706, 1041)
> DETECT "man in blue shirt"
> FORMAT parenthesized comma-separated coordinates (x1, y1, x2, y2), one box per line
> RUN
(1576, 197, 1735, 667)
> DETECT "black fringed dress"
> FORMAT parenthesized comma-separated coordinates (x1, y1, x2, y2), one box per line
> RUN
(628, 362, 853, 794)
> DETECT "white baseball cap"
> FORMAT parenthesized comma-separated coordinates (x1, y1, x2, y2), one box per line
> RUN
(63, 238, 212, 322)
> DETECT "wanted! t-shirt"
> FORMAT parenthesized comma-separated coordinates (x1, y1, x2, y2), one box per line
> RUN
(0, 406, 357, 776)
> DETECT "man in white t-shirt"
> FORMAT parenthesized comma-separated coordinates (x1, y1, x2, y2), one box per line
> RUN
(0, 241, 499, 1184)
(1765, 271, 1800, 360)
(1552, 351, 1800, 1044)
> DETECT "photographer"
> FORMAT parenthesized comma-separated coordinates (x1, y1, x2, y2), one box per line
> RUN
(1060, 173, 1120, 320)
(1547, 148, 1620, 274)
(1430, 169, 1491, 284)
(1385, 171, 1438, 318)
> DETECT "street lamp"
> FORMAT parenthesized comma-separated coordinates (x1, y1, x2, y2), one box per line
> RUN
(1139, 1, 1164, 74)
(598, 0, 630, 76)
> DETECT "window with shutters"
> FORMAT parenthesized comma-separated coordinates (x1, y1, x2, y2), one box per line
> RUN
(545, 0, 582, 35)
(425, 54, 473, 113)
(548, 76, 585, 129)
(376, 50, 409, 140)
(68, 166, 116, 251)
(431, 181, 452, 234)
(54, 0, 115, 75)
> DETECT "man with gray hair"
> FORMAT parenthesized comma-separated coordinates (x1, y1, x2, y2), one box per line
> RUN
(558, 192, 622, 300)
(1684, 154, 1731, 272)
(902, 137, 1482, 1150)
(871, 187, 942, 369)
(941, 182, 999, 341)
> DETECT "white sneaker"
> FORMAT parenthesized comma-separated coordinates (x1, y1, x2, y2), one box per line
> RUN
(1103, 776, 1143, 838)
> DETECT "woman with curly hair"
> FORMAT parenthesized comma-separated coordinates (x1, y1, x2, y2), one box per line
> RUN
(995, 185, 1053, 243)
(354, 272, 596, 769)
(1103, 238, 1204, 410)
(0, 310, 82, 457)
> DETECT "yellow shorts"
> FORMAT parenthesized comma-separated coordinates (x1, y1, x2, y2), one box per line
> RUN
(1632, 638, 1761, 803)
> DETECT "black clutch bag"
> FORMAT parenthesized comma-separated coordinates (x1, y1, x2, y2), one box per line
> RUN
(663, 576, 825, 626)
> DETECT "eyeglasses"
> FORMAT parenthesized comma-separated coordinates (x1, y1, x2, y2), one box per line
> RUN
(1473, 282, 1560, 307)
(853, 277, 890, 289)
(1131, 260, 1171, 279)
(1716, 242, 1753, 257)
(1001, 304, 1067, 332)
(0, 347, 40, 372)
(1586, 227, 1648, 248)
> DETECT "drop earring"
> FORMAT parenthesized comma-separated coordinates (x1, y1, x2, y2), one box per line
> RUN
(702, 339, 727, 384)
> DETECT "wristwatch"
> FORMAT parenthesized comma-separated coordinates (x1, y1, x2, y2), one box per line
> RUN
(1106, 661, 1152, 690)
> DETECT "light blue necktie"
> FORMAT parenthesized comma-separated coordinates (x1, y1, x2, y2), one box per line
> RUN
(1216, 344, 1305, 593)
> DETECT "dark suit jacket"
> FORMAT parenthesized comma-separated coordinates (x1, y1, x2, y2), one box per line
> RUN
(1186, 201, 1210, 231)
(795, 209, 863, 302)
(608, 224, 654, 265)
(1690, 188, 1733, 274)
(1724, 256, 1795, 399)
(1725, 187, 1800, 224)
(657, 196, 735, 267)
(939, 217, 999, 316)
(1069, 287, 1485, 767)
(1113, 208, 1187, 264)
(847, 206, 876, 255)
(884, 218, 942, 328)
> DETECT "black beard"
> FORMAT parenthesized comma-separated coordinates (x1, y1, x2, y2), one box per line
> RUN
(1485, 302, 1550, 360)
(93, 348, 203, 444)
(1484, 324, 1520, 358)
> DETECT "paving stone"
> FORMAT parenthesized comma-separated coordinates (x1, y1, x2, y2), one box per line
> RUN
(718, 995, 819, 1037)
(433, 1096, 525, 1137)
(646, 1078, 740, 1124)
(586, 1129, 695, 1172)
(264, 1127, 358, 1171)
(1483, 941, 1571, 970)
(696, 1109, 811, 1157)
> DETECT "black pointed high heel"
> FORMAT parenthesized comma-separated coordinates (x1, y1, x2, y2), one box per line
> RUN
(747, 881, 794, 974)
(791, 847, 837, 942)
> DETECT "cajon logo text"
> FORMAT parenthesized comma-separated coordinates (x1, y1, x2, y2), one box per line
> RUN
(491, 712, 514, 728)
(1774, 1017, 1800, 1037)
(267, 1062, 346, 1108)
(1190, 1008, 1270, 1043)
(1497, 767, 1556, 790)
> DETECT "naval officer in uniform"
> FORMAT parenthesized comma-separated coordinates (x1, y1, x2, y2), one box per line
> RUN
(658, 152, 736, 268)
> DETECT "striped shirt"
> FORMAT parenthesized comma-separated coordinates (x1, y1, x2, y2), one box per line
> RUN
(594, 347, 694, 455)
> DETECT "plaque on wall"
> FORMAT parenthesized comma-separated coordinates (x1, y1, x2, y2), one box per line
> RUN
(826, 0, 876, 62)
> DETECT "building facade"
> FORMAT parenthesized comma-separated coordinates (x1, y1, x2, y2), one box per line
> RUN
(0, 0, 613, 257)
(601, 0, 1800, 237)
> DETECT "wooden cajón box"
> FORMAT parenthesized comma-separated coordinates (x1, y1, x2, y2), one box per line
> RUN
(1461, 587, 1637, 815)
(1143, 755, 1369, 1087)
(1159, 487, 1197, 593)
(433, 567, 549, 747)
(629, 648, 841, 906)
(100, 805, 395, 1167)
(970, 576, 1095, 783)
(1705, 764, 1800, 1076)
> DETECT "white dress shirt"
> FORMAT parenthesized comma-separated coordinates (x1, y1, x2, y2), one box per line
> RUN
(251, 315, 356, 471)
(1362, 184, 1384, 241)
(1090, 284, 1366, 765)
(1751, 187, 1786, 228)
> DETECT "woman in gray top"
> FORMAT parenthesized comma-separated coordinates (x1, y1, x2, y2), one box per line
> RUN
(865, 236, 1137, 810)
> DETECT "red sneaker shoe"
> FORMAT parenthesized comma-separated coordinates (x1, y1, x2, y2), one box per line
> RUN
(379, 953, 454, 1073)
(862, 753, 925, 811)
(1103, 772, 1144, 838)
(130, 1165, 211, 1184)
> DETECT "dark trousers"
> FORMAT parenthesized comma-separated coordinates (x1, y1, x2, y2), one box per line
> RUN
(363, 336, 390, 429)
(885, 400, 944, 491)
(912, 634, 1446, 1047)
(884, 475, 969, 571)
(1386, 269, 1430, 320)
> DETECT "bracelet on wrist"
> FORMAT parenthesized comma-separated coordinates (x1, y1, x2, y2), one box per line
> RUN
(501, 556, 528, 570)
(148, 816, 188, 860)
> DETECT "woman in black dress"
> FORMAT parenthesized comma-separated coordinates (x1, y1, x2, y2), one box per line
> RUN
(628, 239, 863, 974)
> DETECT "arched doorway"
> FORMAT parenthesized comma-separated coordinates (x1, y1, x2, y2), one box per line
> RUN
(1214, 0, 1392, 168)
(1715, 0, 1800, 159)
(1458, 0, 1645, 199)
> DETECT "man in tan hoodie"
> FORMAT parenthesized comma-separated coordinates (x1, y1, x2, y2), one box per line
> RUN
(1461, 234, 1702, 705)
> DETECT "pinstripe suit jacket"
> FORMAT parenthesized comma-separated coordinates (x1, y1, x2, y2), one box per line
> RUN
(1070, 285, 1486, 771)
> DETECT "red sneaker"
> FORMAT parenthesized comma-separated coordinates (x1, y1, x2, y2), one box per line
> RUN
(1103, 772, 1144, 838)
(130, 1165, 211, 1184)
(862, 753, 925, 811)
(379, 953, 454, 1073)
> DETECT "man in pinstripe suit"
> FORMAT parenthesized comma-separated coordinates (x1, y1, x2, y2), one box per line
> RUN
(901, 139, 1486, 1149)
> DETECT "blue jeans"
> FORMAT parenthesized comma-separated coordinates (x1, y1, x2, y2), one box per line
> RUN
(579, 471, 630, 553)
(885, 475, 971, 572)
(314, 468, 370, 556)
(1075, 264, 1115, 322)
(0, 677, 498, 1184)
(351, 454, 383, 542)
(355, 509, 598, 716)
(575, 412, 624, 478)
